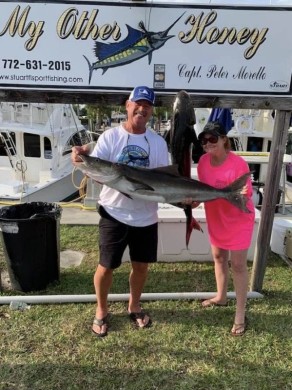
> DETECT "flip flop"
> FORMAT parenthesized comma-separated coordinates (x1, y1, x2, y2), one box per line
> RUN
(201, 299, 228, 308)
(92, 316, 109, 337)
(231, 316, 248, 336)
(129, 311, 152, 328)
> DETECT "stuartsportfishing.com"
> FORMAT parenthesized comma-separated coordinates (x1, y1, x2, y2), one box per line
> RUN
(0, 74, 83, 83)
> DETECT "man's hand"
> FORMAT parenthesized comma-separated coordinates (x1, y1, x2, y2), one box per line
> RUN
(71, 144, 92, 164)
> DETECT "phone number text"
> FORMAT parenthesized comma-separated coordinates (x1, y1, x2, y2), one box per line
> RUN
(2, 59, 71, 71)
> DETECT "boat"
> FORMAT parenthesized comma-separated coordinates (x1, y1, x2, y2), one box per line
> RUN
(0, 102, 92, 203)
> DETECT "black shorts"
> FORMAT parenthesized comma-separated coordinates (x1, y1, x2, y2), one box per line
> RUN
(98, 206, 158, 269)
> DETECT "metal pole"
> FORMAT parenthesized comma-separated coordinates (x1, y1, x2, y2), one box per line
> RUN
(0, 291, 263, 305)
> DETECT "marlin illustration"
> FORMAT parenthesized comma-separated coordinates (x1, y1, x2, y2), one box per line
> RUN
(83, 13, 185, 84)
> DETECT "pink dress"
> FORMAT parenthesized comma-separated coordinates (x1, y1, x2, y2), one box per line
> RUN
(197, 152, 255, 250)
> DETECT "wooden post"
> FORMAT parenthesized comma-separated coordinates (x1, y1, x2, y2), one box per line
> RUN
(250, 110, 291, 292)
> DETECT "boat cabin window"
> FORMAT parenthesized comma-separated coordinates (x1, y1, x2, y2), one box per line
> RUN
(63, 129, 92, 155)
(246, 137, 264, 182)
(24, 133, 41, 158)
(0, 132, 16, 156)
(44, 137, 52, 159)
(71, 129, 92, 147)
(247, 137, 263, 152)
(286, 134, 292, 155)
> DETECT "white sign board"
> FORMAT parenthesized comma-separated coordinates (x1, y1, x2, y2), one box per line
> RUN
(0, 1, 291, 96)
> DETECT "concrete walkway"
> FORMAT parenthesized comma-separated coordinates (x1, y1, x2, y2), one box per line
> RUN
(60, 205, 99, 225)
(58, 202, 292, 225)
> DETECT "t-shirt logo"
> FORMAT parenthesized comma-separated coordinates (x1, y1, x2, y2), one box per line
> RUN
(119, 144, 149, 167)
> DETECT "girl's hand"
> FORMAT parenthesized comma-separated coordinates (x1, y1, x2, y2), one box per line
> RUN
(241, 184, 248, 195)
(182, 199, 201, 208)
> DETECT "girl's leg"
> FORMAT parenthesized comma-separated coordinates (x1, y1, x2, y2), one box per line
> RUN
(230, 249, 249, 334)
(202, 246, 229, 306)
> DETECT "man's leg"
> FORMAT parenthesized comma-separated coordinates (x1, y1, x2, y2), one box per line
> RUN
(127, 223, 157, 328)
(128, 261, 151, 327)
(92, 264, 113, 335)
(93, 206, 126, 335)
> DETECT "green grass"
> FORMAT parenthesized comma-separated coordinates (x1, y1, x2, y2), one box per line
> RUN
(0, 225, 291, 390)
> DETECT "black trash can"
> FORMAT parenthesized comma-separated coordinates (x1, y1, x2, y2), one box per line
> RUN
(0, 202, 62, 292)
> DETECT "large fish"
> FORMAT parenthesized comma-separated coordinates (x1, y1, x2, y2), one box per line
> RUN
(76, 156, 251, 215)
(167, 90, 204, 247)
(83, 14, 184, 84)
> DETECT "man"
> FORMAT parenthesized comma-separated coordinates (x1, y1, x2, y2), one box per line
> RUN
(72, 86, 169, 337)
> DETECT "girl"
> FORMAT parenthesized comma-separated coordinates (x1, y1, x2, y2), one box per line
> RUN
(197, 121, 255, 336)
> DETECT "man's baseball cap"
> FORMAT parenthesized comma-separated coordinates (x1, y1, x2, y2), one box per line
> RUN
(129, 86, 155, 105)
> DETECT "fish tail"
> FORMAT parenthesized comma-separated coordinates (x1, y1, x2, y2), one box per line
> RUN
(83, 55, 94, 84)
(184, 206, 203, 248)
(224, 172, 252, 213)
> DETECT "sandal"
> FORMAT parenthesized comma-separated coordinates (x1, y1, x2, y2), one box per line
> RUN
(201, 299, 228, 308)
(129, 311, 152, 329)
(92, 316, 109, 337)
(231, 316, 248, 336)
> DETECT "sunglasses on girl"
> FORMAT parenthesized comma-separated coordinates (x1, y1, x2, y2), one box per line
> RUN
(200, 135, 219, 145)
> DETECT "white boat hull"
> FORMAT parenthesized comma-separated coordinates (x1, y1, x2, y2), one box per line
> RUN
(0, 169, 84, 203)
(0, 103, 91, 204)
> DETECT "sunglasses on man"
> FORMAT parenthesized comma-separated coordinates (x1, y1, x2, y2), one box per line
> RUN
(200, 134, 220, 146)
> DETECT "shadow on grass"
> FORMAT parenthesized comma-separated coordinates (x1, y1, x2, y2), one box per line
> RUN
(151, 304, 292, 338)
(0, 335, 291, 390)
(1, 261, 217, 295)
(1, 252, 291, 316)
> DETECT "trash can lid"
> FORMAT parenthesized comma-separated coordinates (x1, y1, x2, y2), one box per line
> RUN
(0, 202, 62, 221)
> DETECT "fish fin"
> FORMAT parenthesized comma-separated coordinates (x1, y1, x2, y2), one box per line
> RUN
(134, 45, 149, 53)
(191, 216, 203, 233)
(124, 176, 155, 192)
(121, 192, 133, 199)
(83, 55, 94, 84)
(223, 172, 252, 213)
(186, 216, 203, 248)
(94, 25, 144, 60)
(170, 204, 203, 248)
(148, 52, 153, 64)
(152, 165, 180, 176)
(183, 205, 203, 247)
